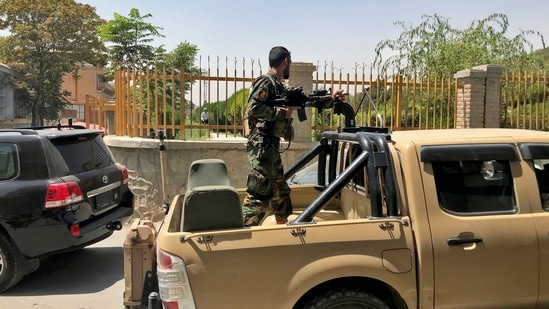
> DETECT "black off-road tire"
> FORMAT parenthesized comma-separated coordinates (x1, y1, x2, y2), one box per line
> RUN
(0, 232, 23, 293)
(303, 288, 390, 309)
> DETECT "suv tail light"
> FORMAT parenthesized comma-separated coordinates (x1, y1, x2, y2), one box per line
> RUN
(118, 163, 129, 185)
(44, 182, 84, 209)
(157, 250, 196, 309)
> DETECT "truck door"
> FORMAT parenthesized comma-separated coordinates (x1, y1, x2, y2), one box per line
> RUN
(421, 144, 538, 309)
(519, 143, 549, 307)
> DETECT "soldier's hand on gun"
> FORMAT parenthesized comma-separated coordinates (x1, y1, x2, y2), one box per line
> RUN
(282, 106, 296, 118)
(332, 89, 346, 101)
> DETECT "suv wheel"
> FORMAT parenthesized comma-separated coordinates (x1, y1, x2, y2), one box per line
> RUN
(0, 233, 23, 292)
(303, 288, 390, 309)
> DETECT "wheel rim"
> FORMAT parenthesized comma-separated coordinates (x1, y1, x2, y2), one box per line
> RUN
(0, 251, 4, 277)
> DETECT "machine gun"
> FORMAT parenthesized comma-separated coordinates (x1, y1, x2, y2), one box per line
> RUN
(268, 88, 341, 122)
(267, 87, 361, 130)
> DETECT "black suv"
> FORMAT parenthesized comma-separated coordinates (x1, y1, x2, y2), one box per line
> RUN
(0, 124, 134, 292)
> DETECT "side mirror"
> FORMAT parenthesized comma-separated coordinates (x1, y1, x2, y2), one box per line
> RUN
(480, 160, 503, 181)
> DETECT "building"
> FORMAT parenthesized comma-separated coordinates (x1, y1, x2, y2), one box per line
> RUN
(0, 63, 25, 128)
(61, 63, 114, 121)
(0, 63, 112, 128)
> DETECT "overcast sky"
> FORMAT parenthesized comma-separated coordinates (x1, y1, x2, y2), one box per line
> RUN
(79, 0, 547, 73)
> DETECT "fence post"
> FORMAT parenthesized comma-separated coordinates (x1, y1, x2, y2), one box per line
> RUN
(106, 110, 115, 135)
(288, 62, 316, 142)
(454, 64, 505, 129)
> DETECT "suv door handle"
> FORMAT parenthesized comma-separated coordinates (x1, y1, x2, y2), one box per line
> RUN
(447, 236, 483, 246)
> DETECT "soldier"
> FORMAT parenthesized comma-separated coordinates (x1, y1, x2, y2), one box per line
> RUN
(242, 46, 344, 226)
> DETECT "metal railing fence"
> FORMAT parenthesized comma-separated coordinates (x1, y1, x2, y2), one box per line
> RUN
(89, 59, 547, 138)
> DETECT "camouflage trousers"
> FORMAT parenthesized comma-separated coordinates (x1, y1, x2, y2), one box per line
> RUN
(242, 134, 292, 226)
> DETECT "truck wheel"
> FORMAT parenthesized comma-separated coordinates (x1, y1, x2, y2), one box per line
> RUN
(0, 232, 23, 293)
(303, 288, 390, 309)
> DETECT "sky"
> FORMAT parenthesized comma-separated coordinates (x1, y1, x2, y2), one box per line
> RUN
(79, 0, 547, 74)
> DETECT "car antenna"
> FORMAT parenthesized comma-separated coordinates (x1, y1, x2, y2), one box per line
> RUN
(157, 129, 170, 214)
(355, 87, 384, 128)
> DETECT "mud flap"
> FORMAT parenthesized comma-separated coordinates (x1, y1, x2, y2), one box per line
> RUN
(140, 271, 159, 307)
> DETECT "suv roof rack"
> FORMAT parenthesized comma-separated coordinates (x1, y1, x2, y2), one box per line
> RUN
(20, 118, 92, 132)
(0, 129, 39, 135)
(21, 124, 88, 131)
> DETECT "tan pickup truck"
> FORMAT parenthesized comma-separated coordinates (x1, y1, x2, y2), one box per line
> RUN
(146, 126, 549, 309)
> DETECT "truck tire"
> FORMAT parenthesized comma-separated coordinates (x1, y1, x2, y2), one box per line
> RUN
(303, 288, 390, 309)
(0, 232, 23, 293)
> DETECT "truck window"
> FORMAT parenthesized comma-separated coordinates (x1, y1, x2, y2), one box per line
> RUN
(533, 160, 549, 211)
(350, 145, 366, 188)
(342, 143, 367, 190)
(432, 160, 515, 214)
(0, 144, 16, 180)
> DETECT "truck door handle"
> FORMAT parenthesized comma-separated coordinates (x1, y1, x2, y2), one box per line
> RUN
(447, 237, 483, 246)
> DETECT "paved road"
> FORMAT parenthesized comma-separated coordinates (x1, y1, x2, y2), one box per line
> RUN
(0, 220, 136, 309)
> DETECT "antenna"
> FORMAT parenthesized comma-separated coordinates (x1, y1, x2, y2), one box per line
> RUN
(356, 87, 384, 128)
(203, 74, 208, 105)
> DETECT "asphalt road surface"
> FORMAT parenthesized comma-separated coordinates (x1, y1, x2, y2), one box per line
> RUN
(0, 220, 136, 309)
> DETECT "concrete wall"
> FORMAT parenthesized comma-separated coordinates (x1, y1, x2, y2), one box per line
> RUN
(106, 136, 315, 220)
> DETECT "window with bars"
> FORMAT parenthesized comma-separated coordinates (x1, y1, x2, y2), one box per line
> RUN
(0, 83, 6, 119)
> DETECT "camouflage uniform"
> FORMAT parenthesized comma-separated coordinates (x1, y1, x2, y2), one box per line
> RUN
(242, 73, 293, 226)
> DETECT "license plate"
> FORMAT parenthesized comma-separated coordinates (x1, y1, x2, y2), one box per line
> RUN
(95, 190, 114, 209)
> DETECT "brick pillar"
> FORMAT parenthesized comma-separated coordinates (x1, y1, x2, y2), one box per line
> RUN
(287, 62, 316, 142)
(454, 68, 486, 128)
(474, 65, 505, 128)
(454, 64, 504, 128)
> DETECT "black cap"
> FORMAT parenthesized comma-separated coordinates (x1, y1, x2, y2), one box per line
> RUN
(269, 46, 291, 67)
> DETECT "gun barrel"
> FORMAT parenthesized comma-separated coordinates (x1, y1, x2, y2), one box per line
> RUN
(309, 95, 332, 101)
(305, 95, 333, 105)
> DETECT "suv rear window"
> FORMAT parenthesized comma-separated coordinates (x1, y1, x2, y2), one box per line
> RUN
(50, 135, 114, 175)
(0, 144, 16, 180)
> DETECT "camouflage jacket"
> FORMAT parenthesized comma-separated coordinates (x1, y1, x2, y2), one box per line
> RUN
(245, 73, 289, 137)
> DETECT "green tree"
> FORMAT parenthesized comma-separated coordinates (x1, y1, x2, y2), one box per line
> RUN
(163, 42, 201, 111)
(137, 42, 200, 127)
(165, 42, 199, 70)
(0, 0, 107, 125)
(98, 8, 164, 72)
(374, 13, 546, 76)
(533, 47, 549, 67)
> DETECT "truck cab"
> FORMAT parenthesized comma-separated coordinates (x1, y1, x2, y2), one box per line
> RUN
(146, 125, 549, 309)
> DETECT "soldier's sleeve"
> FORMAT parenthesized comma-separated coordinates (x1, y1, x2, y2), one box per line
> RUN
(247, 78, 287, 121)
